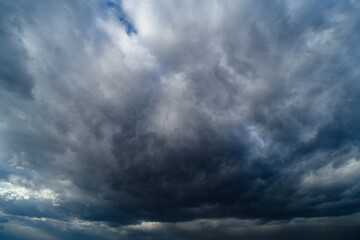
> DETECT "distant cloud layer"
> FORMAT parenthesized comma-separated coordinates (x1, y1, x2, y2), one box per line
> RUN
(1, 0, 360, 239)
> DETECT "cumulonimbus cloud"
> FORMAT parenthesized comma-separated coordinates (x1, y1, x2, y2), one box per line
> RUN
(1, 0, 360, 239)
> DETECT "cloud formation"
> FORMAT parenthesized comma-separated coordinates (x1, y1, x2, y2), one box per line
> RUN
(1, 0, 360, 239)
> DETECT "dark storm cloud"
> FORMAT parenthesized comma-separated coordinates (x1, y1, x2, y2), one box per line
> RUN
(1, 0, 360, 239)
(0, 1, 35, 98)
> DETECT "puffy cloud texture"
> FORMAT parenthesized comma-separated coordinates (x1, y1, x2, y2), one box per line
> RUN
(1, 0, 360, 239)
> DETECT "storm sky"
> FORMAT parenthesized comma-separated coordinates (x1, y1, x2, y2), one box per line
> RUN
(1, 0, 360, 239)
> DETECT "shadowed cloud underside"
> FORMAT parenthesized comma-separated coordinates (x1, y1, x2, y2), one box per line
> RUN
(1, 0, 360, 239)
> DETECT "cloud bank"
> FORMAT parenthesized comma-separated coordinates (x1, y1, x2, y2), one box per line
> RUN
(1, 0, 360, 239)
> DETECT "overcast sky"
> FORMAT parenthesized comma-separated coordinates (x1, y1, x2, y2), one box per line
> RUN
(1, 0, 360, 239)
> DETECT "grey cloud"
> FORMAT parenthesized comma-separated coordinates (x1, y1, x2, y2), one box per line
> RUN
(1, 0, 360, 239)
(0, 1, 35, 98)
(1, 214, 360, 240)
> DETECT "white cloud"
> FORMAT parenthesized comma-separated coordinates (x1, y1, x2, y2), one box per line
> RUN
(301, 158, 360, 190)
(0, 176, 58, 205)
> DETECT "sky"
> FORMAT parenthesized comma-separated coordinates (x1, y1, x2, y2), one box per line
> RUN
(1, 0, 360, 239)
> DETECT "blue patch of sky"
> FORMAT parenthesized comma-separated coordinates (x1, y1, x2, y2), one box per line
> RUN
(102, 0, 137, 35)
